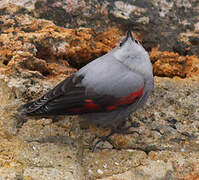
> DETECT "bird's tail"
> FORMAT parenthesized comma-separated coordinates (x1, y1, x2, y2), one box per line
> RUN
(18, 100, 45, 116)
(18, 101, 35, 116)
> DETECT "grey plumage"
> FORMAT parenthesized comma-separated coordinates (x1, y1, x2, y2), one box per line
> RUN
(18, 30, 154, 129)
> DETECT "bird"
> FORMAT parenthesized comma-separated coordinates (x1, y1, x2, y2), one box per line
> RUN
(18, 30, 154, 149)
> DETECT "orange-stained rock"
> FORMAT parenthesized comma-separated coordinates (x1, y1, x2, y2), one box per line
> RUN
(1, 13, 199, 80)
(0, 14, 123, 78)
(150, 50, 199, 78)
(182, 173, 199, 180)
(1, 3, 199, 180)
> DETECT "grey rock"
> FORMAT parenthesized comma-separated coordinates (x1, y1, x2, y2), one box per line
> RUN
(1, 0, 199, 56)
(0, 0, 199, 179)
(0, 73, 199, 179)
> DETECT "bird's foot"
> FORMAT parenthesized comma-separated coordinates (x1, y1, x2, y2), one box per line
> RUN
(91, 131, 114, 152)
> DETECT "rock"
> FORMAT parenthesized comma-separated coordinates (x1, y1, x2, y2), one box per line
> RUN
(1, 12, 199, 80)
(2, 73, 198, 179)
(0, 13, 123, 75)
(150, 50, 199, 78)
(1, 1, 199, 56)
(0, 1, 199, 179)
(98, 151, 199, 180)
(0, 74, 84, 179)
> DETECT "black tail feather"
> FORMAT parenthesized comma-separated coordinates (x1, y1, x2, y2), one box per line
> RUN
(17, 101, 38, 116)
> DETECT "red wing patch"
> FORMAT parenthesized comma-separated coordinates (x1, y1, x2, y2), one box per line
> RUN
(106, 86, 144, 111)
(69, 99, 101, 113)
(69, 87, 144, 113)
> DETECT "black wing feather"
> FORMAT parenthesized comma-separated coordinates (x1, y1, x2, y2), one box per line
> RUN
(18, 71, 144, 116)
(18, 74, 117, 116)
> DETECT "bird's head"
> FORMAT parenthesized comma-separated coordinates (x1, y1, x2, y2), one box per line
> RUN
(112, 30, 148, 62)
(111, 30, 152, 76)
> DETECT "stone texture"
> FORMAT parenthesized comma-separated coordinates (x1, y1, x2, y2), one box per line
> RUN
(150, 50, 199, 78)
(0, 13, 199, 80)
(1, 71, 199, 179)
(0, 1, 199, 179)
(0, 13, 122, 76)
(98, 151, 199, 180)
(1, 0, 199, 57)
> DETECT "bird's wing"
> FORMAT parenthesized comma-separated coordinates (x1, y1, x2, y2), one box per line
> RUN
(18, 56, 145, 116)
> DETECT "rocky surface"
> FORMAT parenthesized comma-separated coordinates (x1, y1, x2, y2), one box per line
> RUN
(1, 73, 199, 179)
(1, 0, 199, 56)
(150, 51, 199, 78)
(0, 1, 199, 180)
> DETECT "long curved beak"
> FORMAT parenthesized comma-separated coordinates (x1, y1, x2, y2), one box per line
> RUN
(127, 30, 134, 40)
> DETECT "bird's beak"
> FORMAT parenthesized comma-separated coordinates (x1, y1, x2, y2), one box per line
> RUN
(127, 30, 134, 40)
